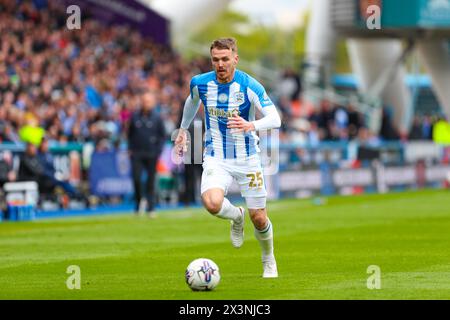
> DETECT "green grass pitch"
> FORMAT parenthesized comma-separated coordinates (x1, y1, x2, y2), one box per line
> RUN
(0, 189, 449, 299)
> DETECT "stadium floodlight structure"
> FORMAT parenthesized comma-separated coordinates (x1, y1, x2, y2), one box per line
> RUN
(304, 0, 450, 135)
(141, 0, 233, 48)
(139, 0, 280, 87)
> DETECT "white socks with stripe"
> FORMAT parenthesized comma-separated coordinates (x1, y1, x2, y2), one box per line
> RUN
(254, 219, 274, 260)
(215, 197, 242, 223)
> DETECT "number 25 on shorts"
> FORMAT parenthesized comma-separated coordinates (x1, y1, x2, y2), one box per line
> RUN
(246, 172, 263, 188)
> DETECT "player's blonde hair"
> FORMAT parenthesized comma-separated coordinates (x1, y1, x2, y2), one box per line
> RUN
(210, 38, 238, 53)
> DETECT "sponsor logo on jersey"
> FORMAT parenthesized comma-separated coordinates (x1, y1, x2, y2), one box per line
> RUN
(208, 107, 241, 118)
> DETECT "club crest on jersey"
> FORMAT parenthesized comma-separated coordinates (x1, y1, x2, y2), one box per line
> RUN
(234, 92, 245, 104)
(218, 93, 228, 104)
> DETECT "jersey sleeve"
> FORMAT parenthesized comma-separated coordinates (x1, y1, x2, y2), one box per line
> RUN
(247, 78, 275, 111)
(247, 77, 280, 131)
(189, 76, 200, 102)
(251, 105, 281, 131)
(181, 77, 201, 130)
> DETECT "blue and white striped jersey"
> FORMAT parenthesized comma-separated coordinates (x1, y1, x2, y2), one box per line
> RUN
(190, 69, 275, 160)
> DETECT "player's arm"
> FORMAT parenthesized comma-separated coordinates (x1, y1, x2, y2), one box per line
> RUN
(251, 104, 281, 131)
(250, 80, 281, 131)
(180, 91, 201, 130)
(227, 81, 281, 132)
(175, 84, 201, 153)
(227, 105, 280, 132)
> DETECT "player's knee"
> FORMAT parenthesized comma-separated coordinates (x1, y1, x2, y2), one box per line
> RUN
(202, 194, 223, 214)
(254, 217, 267, 230)
(205, 201, 222, 214)
(250, 210, 267, 230)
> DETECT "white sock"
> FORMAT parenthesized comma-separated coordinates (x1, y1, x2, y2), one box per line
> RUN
(254, 218, 274, 261)
(215, 197, 242, 222)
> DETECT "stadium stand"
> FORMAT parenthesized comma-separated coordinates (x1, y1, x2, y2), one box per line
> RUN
(0, 0, 448, 213)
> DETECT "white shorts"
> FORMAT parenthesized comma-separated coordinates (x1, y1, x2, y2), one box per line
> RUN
(201, 155, 267, 199)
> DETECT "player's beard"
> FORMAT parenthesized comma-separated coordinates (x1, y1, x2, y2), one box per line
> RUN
(217, 69, 227, 80)
(217, 67, 231, 83)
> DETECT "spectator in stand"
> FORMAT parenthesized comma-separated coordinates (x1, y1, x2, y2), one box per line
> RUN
(309, 99, 335, 141)
(18, 142, 45, 184)
(347, 102, 364, 140)
(357, 127, 382, 147)
(15, 138, 85, 206)
(379, 106, 400, 141)
(409, 116, 424, 140)
(421, 114, 434, 140)
(0, 0, 211, 151)
(334, 105, 349, 132)
(3, 0, 435, 208)
(277, 68, 302, 102)
(36, 137, 84, 201)
(0, 151, 16, 188)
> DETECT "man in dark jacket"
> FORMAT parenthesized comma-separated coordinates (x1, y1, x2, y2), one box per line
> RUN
(127, 90, 166, 217)
(36, 137, 82, 199)
(19, 141, 85, 206)
(18, 143, 45, 183)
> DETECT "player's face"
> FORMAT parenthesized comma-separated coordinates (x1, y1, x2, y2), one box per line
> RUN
(211, 48, 238, 83)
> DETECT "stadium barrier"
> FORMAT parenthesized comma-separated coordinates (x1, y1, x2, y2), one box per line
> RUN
(228, 141, 450, 200)
(0, 142, 177, 220)
(1, 141, 448, 220)
(0, 142, 83, 188)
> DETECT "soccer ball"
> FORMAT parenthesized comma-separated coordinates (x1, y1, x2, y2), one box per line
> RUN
(185, 258, 220, 291)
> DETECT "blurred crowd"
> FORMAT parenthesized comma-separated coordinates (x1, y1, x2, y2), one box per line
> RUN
(0, 0, 211, 150)
(276, 75, 443, 147)
(1, 0, 448, 210)
(1, 0, 445, 151)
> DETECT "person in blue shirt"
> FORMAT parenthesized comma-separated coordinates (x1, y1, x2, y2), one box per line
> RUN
(175, 38, 281, 278)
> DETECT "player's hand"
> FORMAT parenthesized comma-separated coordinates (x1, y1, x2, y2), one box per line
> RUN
(227, 113, 255, 133)
(174, 128, 188, 156)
